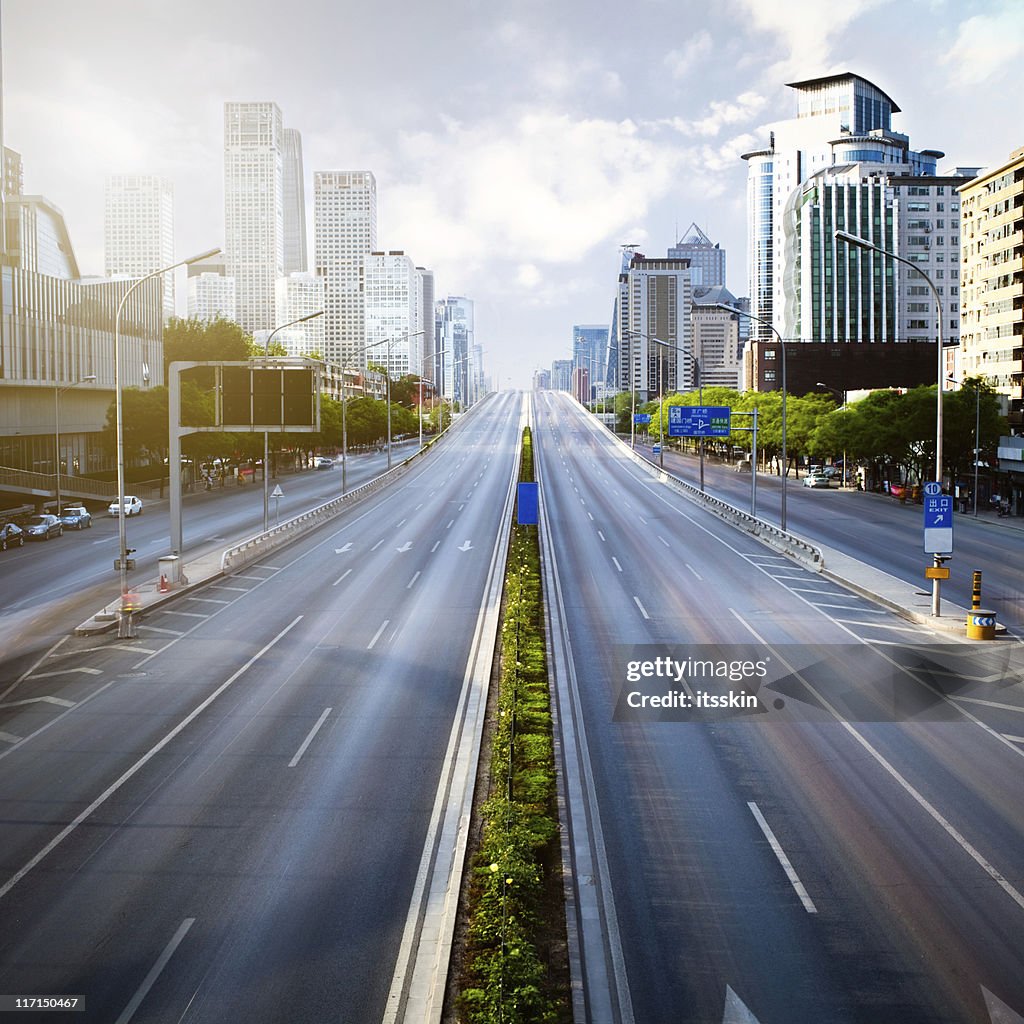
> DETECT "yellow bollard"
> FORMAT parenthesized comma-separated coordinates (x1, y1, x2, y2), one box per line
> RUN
(965, 609, 996, 641)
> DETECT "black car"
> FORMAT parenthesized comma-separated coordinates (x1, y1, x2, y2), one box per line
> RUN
(0, 523, 24, 550)
(23, 514, 64, 541)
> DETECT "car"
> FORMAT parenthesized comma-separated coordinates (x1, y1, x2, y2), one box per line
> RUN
(314, 456, 334, 470)
(0, 523, 25, 550)
(803, 473, 830, 488)
(108, 496, 143, 517)
(60, 505, 92, 529)
(23, 514, 64, 540)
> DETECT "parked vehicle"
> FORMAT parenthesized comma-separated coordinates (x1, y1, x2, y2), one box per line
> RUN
(108, 496, 143, 517)
(0, 523, 25, 550)
(60, 505, 92, 529)
(23, 514, 64, 540)
(803, 473, 831, 489)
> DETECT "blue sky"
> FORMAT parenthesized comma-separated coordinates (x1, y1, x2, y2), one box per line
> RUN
(3, 0, 1023, 387)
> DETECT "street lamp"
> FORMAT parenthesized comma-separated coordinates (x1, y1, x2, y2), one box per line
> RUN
(366, 329, 426, 471)
(717, 303, 788, 531)
(836, 229, 946, 615)
(54, 374, 97, 514)
(947, 376, 981, 517)
(622, 328, 679, 461)
(261, 310, 325, 533)
(114, 246, 220, 637)
(815, 382, 848, 488)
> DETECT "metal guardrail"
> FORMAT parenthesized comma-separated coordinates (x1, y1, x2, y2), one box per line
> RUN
(580, 407, 826, 569)
(220, 411, 476, 573)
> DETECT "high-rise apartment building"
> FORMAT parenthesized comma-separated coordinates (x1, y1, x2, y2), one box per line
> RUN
(960, 147, 1024, 430)
(742, 73, 942, 342)
(667, 223, 726, 288)
(281, 128, 307, 274)
(186, 264, 236, 323)
(616, 253, 694, 402)
(314, 171, 377, 368)
(415, 267, 436, 387)
(104, 174, 175, 319)
(275, 272, 326, 358)
(364, 251, 418, 378)
(224, 101, 285, 334)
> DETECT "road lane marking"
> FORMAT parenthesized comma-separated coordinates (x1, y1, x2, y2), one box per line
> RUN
(396, 518, 407, 528)
(0, 619, 302, 902)
(834, 620, 924, 632)
(210, 585, 249, 593)
(686, 563, 703, 580)
(371, 538, 385, 551)
(407, 571, 421, 589)
(597, 531, 606, 542)
(587, 512, 594, 521)
(638, 515, 648, 525)
(114, 918, 195, 1024)
(612, 557, 623, 573)
(431, 540, 441, 552)
(1003, 735, 1024, 744)
(459, 503, 466, 511)
(446, 519, 455, 529)
(186, 596, 231, 605)
(0, 731, 21, 744)
(814, 603, 886, 613)
(288, 708, 332, 768)
(136, 625, 183, 636)
(25, 670, 100, 682)
(633, 596, 650, 619)
(748, 802, 817, 913)
(730, 610, 1024, 914)
(108, 644, 158, 654)
(332, 569, 352, 587)
(368, 620, 390, 650)
(658, 535, 670, 548)
(952, 695, 1024, 714)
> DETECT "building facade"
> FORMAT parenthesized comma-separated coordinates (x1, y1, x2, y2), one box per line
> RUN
(274, 272, 325, 357)
(959, 148, 1024, 431)
(551, 359, 573, 392)
(364, 251, 418, 378)
(573, 324, 608, 401)
(186, 265, 236, 323)
(314, 170, 377, 369)
(436, 296, 473, 405)
(691, 286, 742, 389)
(224, 101, 285, 335)
(104, 174, 175, 319)
(667, 223, 726, 288)
(281, 128, 307, 275)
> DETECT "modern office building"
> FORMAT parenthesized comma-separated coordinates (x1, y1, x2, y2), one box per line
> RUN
(616, 252, 694, 402)
(104, 174, 175, 319)
(274, 272, 325, 357)
(186, 264, 236, 323)
(668, 223, 726, 288)
(314, 170, 377, 369)
(436, 296, 473, 404)
(364, 251, 418, 378)
(415, 267, 436, 389)
(742, 73, 943, 342)
(960, 147, 1024, 430)
(572, 366, 590, 404)
(551, 359, 573, 392)
(281, 128, 307, 275)
(3, 146, 23, 197)
(573, 324, 608, 401)
(224, 101, 285, 334)
(691, 286, 742, 389)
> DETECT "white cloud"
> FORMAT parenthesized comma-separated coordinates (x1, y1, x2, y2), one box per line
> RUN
(942, 2, 1024, 85)
(660, 92, 768, 137)
(664, 31, 714, 79)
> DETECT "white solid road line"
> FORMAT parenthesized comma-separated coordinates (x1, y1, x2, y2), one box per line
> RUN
(0, 732, 22, 744)
(952, 695, 1024, 714)
(748, 802, 818, 913)
(0, 619, 303, 902)
(114, 918, 195, 1024)
(288, 707, 332, 768)
(368, 620, 390, 650)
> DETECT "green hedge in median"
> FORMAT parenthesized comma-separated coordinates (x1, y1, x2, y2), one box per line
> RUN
(458, 427, 568, 1024)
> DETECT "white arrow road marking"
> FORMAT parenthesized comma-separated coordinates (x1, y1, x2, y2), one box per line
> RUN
(0, 732, 23, 744)
(25, 668, 100, 681)
(458, 541, 473, 552)
(0, 695, 76, 708)
(335, 543, 353, 554)
(722, 985, 764, 1024)
(983, 986, 1024, 1024)
(396, 542, 412, 552)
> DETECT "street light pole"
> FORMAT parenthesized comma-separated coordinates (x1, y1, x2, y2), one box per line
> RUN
(717, 303, 788, 530)
(837, 229, 946, 615)
(54, 374, 96, 514)
(366, 329, 426, 471)
(115, 247, 220, 637)
(262, 309, 325, 533)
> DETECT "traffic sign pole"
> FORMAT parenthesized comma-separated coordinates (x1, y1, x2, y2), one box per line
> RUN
(922, 483, 952, 616)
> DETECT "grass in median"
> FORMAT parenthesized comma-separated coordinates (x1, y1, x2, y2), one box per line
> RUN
(456, 427, 570, 1024)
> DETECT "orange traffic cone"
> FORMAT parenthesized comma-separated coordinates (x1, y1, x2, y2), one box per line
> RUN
(159, 574, 168, 593)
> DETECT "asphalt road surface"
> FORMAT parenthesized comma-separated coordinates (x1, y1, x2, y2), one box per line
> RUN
(535, 390, 1024, 1024)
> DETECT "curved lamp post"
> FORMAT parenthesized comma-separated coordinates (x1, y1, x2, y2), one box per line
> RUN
(261, 310, 325, 532)
(366, 329, 426, 470)
(115, 247, 220, 637)
(716, 303, 788, 530)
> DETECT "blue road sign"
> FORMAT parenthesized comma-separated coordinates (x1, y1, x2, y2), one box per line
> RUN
(517, 482, 538, 525)
(634, 413, 651, 424)
(668, 405, 731, 437)
(923, 481, 942, 497)
(924, 494, 953, 553)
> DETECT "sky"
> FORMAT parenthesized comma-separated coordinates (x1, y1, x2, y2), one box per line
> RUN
(3, 0, 1023, 389)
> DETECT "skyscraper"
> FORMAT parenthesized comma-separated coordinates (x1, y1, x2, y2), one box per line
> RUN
(224, 101, 285, 334)
(314, 171, 377, 368)
(104, 174, 174, 319)
(364, 251, 417, 377)
(436, 297, 474, 404)
(667, 223, 725, 289)
(275, 272, 326, 357)
(281, 128, 307, 274)
(187, 265, 236, 323)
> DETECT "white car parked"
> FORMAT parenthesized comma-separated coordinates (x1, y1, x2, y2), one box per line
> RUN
(108, 495, 143, 516)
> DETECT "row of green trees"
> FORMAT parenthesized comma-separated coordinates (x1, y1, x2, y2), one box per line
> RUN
(99, 316, 451, 472)
(611, 380, 1006, 485)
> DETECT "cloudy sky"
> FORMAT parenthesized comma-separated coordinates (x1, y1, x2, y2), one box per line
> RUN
(3, 0, 1023, 388)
